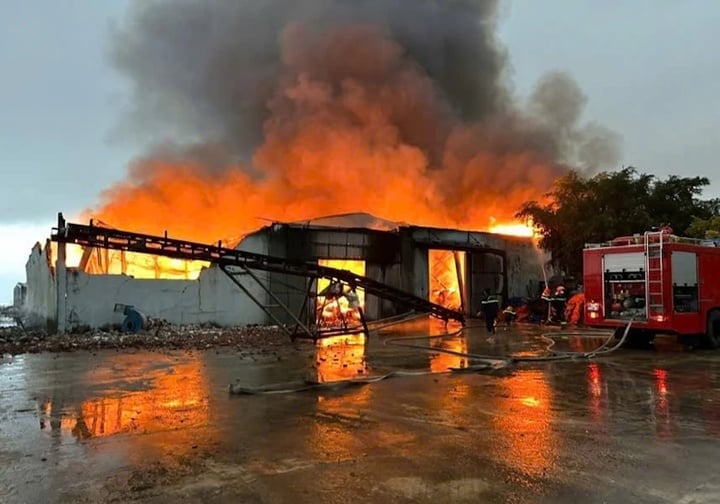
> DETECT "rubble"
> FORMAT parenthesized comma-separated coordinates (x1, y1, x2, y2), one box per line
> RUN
(0, 323, 293, 356)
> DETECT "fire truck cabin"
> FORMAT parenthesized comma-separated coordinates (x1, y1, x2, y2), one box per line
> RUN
(583, 230, 720, 347)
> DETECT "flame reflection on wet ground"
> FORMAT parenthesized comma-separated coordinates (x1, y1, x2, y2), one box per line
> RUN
(24, 352, 213, 451)
(308, 333, 369, 383)
(5, 324, 720, 502)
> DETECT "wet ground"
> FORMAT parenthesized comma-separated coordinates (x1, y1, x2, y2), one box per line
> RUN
(2, 319, 720, 503)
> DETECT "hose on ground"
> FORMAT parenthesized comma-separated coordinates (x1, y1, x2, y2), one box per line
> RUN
(228, 317, 634, 395)
(512, 321, 633, 361)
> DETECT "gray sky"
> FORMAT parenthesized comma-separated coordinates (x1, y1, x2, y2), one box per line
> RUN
(1, 0, 719, 303)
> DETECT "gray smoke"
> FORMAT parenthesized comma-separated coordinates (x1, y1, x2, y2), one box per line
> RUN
(110, 0, 584, 163)
(529, 71, 621, 171)
(98, 0, 621, 233)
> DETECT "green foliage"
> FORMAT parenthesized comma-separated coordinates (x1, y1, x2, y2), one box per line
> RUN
(687, 215, 720, 239)
(517, 167, 718, 276)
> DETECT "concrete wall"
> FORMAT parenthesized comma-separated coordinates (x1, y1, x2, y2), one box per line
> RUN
(23, 231, 272, 331)
(24, 242, 57, 330)
(13, 283, 27, 308)
(59, 262, 269, 331)
(407, 227, 508, 252)
(63, 271, 199, 328)
(365, 262, 405, 319)
(411, 248, 430, 301)
(59, 231, 271, 330)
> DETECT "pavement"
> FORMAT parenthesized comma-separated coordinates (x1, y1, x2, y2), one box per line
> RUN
(2, 319, 720, 503)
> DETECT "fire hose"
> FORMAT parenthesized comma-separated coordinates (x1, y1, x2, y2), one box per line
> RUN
(228, 316, 633, 395)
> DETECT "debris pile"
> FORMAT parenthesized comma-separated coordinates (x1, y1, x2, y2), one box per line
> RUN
(0, 324, 290, 355)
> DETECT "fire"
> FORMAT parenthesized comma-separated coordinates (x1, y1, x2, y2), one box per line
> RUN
(488, 217, 536, 238)
(488, 222, 535, 238)
(316, 259, 365, 329)
(80, 21, 566, 277)
(87, 26, 560, 251)
(54, 243, 208, 280)
(429, 250, 466, 311)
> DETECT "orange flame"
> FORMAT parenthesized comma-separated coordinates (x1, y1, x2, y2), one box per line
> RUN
(316, 259, 366, 328)
(429, 250, 466, 311)
(79, 25, 554, 276)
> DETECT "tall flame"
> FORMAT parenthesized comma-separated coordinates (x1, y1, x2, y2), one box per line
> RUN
(80, 2, 618, 264)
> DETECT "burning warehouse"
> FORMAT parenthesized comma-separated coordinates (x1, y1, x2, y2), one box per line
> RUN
(15, 1, 616, 332)
(19, 213, 544, 333)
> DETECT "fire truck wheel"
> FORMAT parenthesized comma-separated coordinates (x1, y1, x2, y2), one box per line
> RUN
(703, 310, 720, 349)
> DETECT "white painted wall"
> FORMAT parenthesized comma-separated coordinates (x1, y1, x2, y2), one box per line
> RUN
(23, 231, 272, 331)
(24, 241, 57, 330)
(63, 271, 199, 328)
(60, 262, 269, 330)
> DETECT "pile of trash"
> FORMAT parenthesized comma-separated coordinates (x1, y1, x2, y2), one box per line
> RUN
(0, 323, 290, 356)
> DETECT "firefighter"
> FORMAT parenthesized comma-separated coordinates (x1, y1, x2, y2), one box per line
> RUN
(551, 285, 568, 326)
(502, 305, 517, 330)
(345, 288, 360, 309)
(541, 286, 553, 324)
(479, 289, 500, 335)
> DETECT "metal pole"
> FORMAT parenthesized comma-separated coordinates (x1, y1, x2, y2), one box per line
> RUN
(240, 266, 316, 339)
(219, 265, 293, 338)
(358, 307, 370, 348)
(292, 278, 314, 341)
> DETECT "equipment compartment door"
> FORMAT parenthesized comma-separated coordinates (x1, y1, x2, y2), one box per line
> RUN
(603, 252, 646, 320)
(671, 251, 699, 313)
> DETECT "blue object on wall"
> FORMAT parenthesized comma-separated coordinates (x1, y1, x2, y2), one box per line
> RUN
(121, 306, 147, 334)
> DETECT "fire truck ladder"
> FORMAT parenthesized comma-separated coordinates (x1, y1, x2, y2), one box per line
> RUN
(50, 215, 465, 339)
(644, 230, 665, 319)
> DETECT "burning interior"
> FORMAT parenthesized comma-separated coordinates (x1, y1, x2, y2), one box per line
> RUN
(60, 244, 209, 280)
(316, 259, 366, 332)
(429, 250, 467, 312)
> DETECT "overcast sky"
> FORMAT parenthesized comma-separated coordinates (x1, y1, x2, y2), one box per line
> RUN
(1, 1, 719, 303)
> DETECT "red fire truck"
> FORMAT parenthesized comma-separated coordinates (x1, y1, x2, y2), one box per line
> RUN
(583, 228, 720, 347)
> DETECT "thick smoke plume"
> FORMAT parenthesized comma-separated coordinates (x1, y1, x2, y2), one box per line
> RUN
(96, 0, 621, 241)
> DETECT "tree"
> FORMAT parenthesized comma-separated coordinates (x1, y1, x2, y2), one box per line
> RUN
(687, 215, 720, 239)
(517, 168, 718, 277)
(645, 175, 717, 235)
